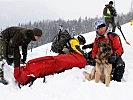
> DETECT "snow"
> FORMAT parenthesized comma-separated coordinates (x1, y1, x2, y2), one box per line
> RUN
(0, 22, 133, 100)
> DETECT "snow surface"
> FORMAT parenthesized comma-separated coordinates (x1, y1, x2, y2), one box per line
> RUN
(0, 22, 133, 100)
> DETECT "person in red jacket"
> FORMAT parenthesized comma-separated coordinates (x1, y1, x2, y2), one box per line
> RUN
(92, 20, 125, 82)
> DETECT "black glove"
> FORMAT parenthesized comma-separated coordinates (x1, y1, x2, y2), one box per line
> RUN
(82, 45, 89, 49)
(20, 55, 27, 64)
(82, 43, 94, 49)
(87, 58, 96, 66)
(108, 53, 119, 64)
(20, 59, 26, 64)
(23, 55, 27, 61)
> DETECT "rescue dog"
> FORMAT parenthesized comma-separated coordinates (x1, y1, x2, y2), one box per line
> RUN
(83, 40, 113, 87)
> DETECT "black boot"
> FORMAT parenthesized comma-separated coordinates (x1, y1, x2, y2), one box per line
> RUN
(0, 68, 8, 85)
(112, 63, 125, 82)
(0, 77, 8, 85)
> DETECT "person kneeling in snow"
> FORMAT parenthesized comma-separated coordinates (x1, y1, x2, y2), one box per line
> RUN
(14, 35, 87, 86)
(91, 20, 125, 82)
(62, 35, 86, 55)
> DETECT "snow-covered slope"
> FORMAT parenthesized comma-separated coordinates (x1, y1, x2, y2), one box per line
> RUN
(0, 22, 133, 100)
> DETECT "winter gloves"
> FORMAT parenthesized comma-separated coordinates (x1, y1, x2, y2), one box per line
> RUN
(87, 58, 96, 66)
(108, 53, 119, 64)
(82, 43, 94, 49)
(20, 54, 27, 64)
(20, 59, 26, 64)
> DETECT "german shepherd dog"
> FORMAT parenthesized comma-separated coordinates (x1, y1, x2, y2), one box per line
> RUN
(83, 40, 113, 87)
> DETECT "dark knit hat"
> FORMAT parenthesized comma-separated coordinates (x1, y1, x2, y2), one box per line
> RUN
(33, 28, 42, 37)
(109, 1, 113, 4)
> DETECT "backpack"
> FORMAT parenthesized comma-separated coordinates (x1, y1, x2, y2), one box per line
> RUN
(51, 30, 71, 53)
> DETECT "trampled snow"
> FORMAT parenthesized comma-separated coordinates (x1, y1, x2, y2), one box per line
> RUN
(0, 22, 133, 100)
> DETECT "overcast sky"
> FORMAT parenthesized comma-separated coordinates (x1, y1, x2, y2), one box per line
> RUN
(0, 0, 132, 29)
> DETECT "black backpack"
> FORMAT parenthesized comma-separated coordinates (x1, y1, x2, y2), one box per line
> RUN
(51, 30, 71, 53)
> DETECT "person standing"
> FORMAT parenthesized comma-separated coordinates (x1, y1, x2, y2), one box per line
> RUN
(103, 1, 117, 32)
(0, 27, 42, 85)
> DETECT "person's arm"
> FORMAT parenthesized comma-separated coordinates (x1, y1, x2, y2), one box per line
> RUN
(111, 35, 123, 56)
(108, 35, 123, 64)
(21, 44, 28, 64)
(75, 45, 84, 55)
(12, 34, 22, 67)
(91, 39, 98, 58)
(82, 43, 94, 49)
(111, 7, 117, 16)
(13, 47, 21, 67)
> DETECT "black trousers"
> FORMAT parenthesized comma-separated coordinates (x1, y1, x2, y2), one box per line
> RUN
(105, 17, 116, 32)
(112, 57, 125, 82)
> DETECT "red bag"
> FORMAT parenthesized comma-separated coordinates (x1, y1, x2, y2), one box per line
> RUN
(14, 54, 86, 85)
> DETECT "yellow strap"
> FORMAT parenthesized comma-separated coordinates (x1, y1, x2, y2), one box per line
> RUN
(104, 16, 111, 18)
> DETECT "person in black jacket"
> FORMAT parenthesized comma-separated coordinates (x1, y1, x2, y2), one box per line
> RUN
(1, 27, 42, 67)
(103, 1, 117, 32)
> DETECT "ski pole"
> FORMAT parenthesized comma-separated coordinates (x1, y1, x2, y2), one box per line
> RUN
(116, 22, 131, 45)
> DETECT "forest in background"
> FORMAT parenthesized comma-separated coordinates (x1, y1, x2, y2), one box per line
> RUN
(18, 11, 133, 48)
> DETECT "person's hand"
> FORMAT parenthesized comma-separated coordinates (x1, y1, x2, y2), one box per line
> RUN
(82, 45, 88, 49)
(108, 53, 119, 64)
(20, 59, 26, 64)
(82, 43, 93, 49)
(20, 55, 27, 64)
(87, 58, 96, 66)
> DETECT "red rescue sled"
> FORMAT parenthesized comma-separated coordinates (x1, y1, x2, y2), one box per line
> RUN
(14, 54, 87, 85)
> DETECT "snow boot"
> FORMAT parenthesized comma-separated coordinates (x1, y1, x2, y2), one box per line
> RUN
(0, 77, 8, 85)
(0, 68, 8, 85)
